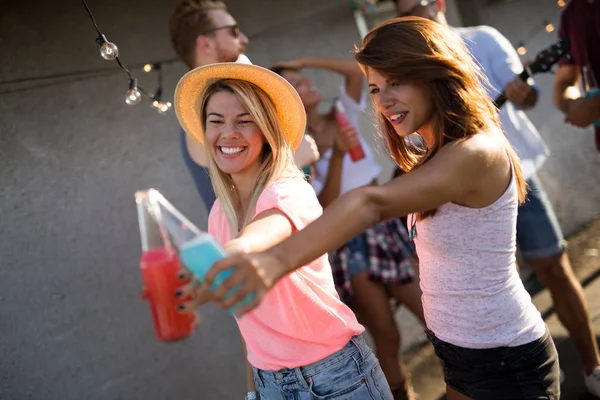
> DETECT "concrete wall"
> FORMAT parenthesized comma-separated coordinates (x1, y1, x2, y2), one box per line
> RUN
(0, 1, 372, 399)
(0, 0, 598, 399)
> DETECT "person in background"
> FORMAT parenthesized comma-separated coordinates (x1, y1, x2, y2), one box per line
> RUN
(393, 0, 600, 394)
(553, 0, 600, 153)
(272, 57, 425, 400)
(169, 0, 319, 220)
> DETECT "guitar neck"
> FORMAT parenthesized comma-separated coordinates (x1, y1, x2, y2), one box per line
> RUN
(493, 69, 531, 109)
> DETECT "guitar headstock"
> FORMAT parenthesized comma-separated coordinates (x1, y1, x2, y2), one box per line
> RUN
(527, 38, 571, 75)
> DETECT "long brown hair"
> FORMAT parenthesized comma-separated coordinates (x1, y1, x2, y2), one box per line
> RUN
(354, 17, 526, 217)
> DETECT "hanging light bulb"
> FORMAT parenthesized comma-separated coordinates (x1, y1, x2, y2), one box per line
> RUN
(517, 42, 527, 56)
(545, 23, 555, 33)
(98, 34, 119, 60)
(126, 88, 142, 105)
(125, 79, 142, 105)
(143, 64, 153, 72)
(557, 0, 565, 6)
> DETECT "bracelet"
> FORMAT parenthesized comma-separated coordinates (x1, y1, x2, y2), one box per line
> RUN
(245, 391, 258, 400)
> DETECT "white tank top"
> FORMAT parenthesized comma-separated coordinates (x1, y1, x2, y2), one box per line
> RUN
(410, 167, 546, 349)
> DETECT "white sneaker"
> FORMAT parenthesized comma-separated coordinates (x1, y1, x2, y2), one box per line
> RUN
(584, 367, 600, 397)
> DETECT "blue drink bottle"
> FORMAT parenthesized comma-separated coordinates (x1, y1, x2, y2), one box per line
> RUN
(142, 189, 254, 312)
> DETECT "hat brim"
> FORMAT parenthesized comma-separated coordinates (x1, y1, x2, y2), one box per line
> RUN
(174, 63, 306, 152)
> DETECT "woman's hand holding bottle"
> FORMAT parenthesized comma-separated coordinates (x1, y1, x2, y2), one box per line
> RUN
(333, 124, 361, 157)
(175, 241, 286, 317)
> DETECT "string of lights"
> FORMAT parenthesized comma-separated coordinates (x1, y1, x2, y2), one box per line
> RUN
(0, 58, 178, 88)
(80, 0, 173, 114)
(515, 0, 566, 56)
(2, 0, 567, 98)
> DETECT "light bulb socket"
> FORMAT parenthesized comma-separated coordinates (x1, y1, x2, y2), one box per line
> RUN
(153, 88, 163, 101)
(95, 34, 108, 46)
(128, 78, 138, 90)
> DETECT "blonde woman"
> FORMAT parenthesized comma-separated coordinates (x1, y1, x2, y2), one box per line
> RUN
(173, 63, 393, 400)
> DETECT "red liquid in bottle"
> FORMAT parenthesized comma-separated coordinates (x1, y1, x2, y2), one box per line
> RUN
(140, 247, 193, 342)
(335, 100, 365, 162)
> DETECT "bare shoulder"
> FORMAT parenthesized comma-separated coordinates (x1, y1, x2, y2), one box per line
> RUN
(436, 130, 506, 175)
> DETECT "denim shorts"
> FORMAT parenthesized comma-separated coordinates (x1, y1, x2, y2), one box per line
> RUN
(252, 336, 393, 399)
(517, 175, 566, 260)
(425, 328, 560, 399)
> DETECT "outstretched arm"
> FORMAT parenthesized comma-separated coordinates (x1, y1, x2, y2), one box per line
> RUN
(210, 140, 490, 315)
(271, 148, 468, 271)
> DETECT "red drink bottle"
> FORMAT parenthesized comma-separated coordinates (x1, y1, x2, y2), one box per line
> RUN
(136, 190, 194, 342)
(335, 99, 365, 162)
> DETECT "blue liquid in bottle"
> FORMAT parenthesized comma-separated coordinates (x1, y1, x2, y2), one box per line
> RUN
(179, 235, 254, 313)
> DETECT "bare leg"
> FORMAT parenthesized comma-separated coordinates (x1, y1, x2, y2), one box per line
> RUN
(350, 273, 409, 393)
(528, 252, 600, 374)
(386, 261, 426, 325)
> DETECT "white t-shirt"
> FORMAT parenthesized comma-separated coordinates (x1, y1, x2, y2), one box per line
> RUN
(455, 26, 549, 180)
(310, 82, 382, 195)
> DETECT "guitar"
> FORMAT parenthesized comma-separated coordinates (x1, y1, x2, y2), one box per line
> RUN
(494, 38, 571, 109)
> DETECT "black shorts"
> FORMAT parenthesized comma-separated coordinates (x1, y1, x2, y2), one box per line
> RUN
(425, 328, 560, 399)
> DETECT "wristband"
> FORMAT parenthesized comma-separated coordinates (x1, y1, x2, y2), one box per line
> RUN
(245, 391, 258, 400)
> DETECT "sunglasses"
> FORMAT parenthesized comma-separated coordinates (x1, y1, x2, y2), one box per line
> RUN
(398, 0, 437, 18)
(202, 24, 240, 38)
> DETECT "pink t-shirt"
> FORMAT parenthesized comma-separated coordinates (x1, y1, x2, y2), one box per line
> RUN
(207, 177, 364, 371)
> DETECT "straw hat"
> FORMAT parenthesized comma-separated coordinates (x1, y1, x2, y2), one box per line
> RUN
(174, 62, 306, 152)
